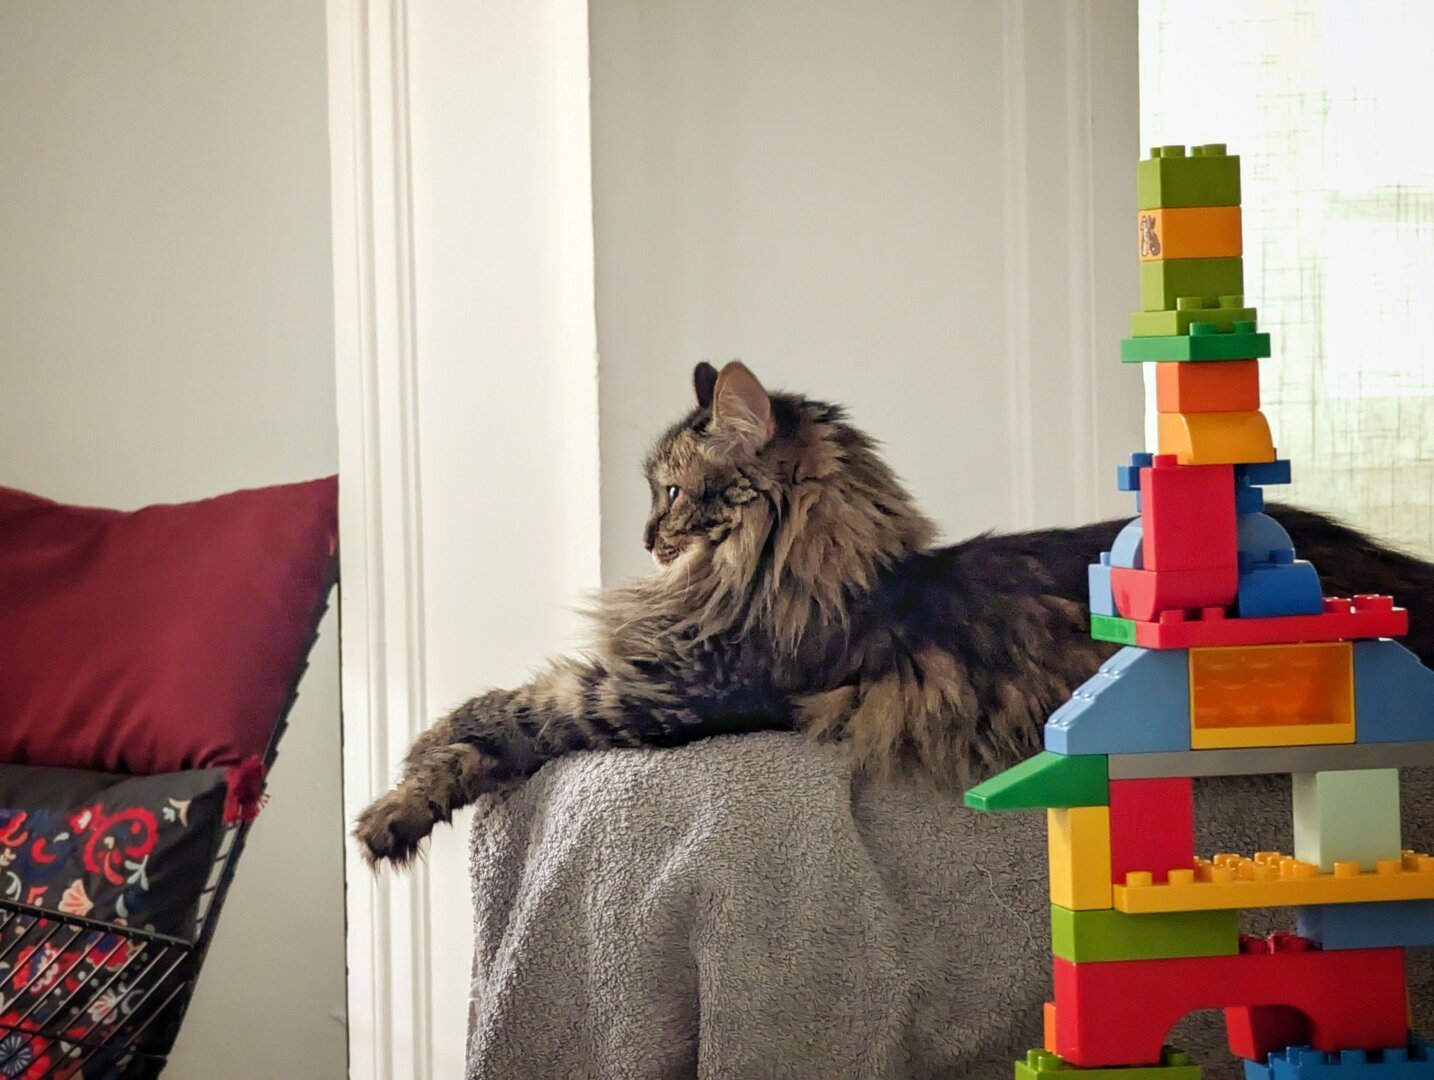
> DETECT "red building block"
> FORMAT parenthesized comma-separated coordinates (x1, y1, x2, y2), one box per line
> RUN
(1129, 596, 1408, 650)
(1109, 778, 1194, 885)
(1140, 457, 1237, 571)
(1052, 949, 1408, 1068)
(1111, 565, 1238, 622)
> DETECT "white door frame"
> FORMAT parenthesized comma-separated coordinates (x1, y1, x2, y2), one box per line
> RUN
(327, 1, 600, 1076)
(327, 2, 433, 1076)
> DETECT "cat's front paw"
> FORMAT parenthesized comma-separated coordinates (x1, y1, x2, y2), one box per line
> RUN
(353, 782, 446, 868)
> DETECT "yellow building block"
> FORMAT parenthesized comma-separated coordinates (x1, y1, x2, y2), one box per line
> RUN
(1138, 206, 1243, 261)
(1048, 806, 1113, 910)
(1189, 642, 1355, 750)
(1114, 849, 1434, 913)
(1156, 410, 1275, 466)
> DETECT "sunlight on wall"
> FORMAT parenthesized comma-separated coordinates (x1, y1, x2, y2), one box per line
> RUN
(1141, 0, 1434, 556)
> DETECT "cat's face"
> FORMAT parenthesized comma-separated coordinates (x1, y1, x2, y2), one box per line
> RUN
(642, 362, 774, 567)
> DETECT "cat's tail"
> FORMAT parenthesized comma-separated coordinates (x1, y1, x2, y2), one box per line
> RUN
(1271, 503, 1434, 665)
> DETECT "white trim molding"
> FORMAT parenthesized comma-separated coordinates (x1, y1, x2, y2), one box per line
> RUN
(328, 0, 601, 1074)
(328, 2, 432, 1077)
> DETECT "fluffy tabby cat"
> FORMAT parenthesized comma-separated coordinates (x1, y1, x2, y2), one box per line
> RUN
(357, 361, 1434, 866)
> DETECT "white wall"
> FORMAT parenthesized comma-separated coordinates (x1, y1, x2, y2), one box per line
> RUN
(0, 4, 347, 1077)
(591, 0, 1145, 584)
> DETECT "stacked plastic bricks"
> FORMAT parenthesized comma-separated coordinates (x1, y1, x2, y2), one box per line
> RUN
(966, 144, 1434, 1079)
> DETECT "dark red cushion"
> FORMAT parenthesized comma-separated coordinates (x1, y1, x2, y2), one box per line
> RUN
(0, 478, 337, 774)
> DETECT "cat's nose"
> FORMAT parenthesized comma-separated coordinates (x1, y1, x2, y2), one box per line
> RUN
(643, 523, 657, 552)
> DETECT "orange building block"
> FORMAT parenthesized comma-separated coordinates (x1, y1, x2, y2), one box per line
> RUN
(1189, 642, 1354, 750)
(1155, 360, 1261, 414)
(1157, 410, 1275, 465)
(1043, 1001, 1058, 1053)
(1138, 206, 1243, 261)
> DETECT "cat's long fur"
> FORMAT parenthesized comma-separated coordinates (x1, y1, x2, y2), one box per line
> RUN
(356, 362, 1434, 866)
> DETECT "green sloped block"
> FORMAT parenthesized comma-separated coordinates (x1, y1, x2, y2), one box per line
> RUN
(1120, 329, 1271, 363)
(1091, 614, 1136, 645)
(1139, 257, 1244, 313)
(1137, 142, 1240, 210)
(1050, 905, 1238, 962)
(964, 751, 1108, 812)
(1017, 1047, 1201, 1078)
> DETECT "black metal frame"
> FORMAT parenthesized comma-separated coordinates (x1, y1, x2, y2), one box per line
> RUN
(0, 581, 335, 1079)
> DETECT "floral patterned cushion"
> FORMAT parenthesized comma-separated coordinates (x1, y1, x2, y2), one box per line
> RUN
(0, 765, 233, 943)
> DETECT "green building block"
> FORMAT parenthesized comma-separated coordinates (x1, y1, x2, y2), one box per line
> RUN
(1050, 905, 1238, 962)
(1017, 1047, 1201, 1079)
(1120, 327, 1271, 363)
(963, 751, 1108, 812)
(1130, 296, 1258, 337)
(1091, 614, 1137, 645)
(1139, 257, 1244, 313)
(1137, 143, 1240, 210)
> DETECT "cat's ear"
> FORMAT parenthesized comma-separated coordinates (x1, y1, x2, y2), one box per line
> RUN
(711, 361, 774, 453)
(693, 362, 719, 409)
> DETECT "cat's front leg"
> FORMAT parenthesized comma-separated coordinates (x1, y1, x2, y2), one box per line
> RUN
(353, 687, 538, 867)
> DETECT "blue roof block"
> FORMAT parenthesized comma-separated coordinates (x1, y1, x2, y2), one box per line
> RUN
(1355, 640, 1434, 744)
(1045, 646, 1191, 755)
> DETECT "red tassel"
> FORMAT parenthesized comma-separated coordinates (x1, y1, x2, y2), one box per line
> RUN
(224, 756, 268, 825)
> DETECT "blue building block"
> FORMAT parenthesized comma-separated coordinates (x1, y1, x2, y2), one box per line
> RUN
(1044, 647, 1191, 755)
(1110, 519, 1145, 569)
(1238, 512, 1295, 563)
(1089, 559, 1116, 617)
(1298, 900, 1434, 950)
(1236, 555, 1324, 617)
(1237, 485, 1266, 513)
(1117, 452, 1155, 492)
(1237, 459, 1293, 487)
(1245, 1043, 1434, 1077)
(1355, 640, 1434, 743)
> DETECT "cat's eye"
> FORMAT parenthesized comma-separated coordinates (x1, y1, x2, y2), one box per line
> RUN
(666, 485, 680, 503)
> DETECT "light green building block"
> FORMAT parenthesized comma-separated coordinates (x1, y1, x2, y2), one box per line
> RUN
(1050, 905, 1238, 963)
(1130, 298, 1257, 337)
(1139, 257, 1244, 313)
(1017, 1047, 1201, 1079)
(1136, 143, 1240, 210)
(1293, 768, 1402, 872)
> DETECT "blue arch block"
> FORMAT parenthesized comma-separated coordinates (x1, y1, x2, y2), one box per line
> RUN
(1110, 519, 1145, 569)
(1045, 647, 1191, 755)
(1237, 512, 1295, 563)
(1355, 640, 1434, 743)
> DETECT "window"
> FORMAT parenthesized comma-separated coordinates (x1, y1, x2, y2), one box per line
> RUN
(1141, 0, 1434, 555)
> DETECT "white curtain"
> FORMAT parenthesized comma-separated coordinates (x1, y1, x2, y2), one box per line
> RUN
(1141, 0, 1434, 557)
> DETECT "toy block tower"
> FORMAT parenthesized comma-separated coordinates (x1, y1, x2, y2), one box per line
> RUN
(968, 144, 1434, 1079)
